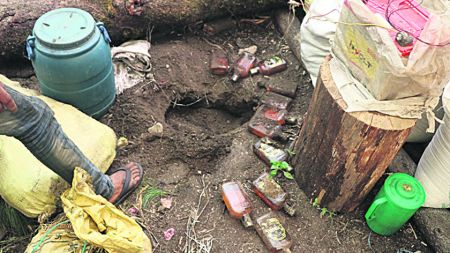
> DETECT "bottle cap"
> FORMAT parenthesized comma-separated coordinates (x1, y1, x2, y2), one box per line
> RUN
(283, 203, 296, 217)
(231, 73, 240, 82)
(250, 67, 259, 75)
(240, 214, 254, 228)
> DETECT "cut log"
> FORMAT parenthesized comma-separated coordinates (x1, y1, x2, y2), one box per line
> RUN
(291, 56, 416, 212)
(274, 10, 303, 62)
(0, 0, 285, 62)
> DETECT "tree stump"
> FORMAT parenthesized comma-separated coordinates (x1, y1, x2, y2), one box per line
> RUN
(291, 57, 416, 212)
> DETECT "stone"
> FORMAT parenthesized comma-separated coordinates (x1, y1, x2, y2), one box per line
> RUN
(413, 208, 450, 253)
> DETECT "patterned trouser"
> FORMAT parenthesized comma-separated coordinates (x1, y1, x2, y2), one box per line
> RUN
(0, 86, 113, 199)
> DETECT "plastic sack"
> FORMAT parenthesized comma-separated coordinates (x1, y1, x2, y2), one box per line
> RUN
(300, 0, 344, 86)
(26, 169, 152, 253)
(406, 98, 444, 143)
(415, 84, 450, 208)
(332, 0, 450, 101)
(25, 217, 93, 253)
(0, 75, 117, 218)
(61, 168, 152, 253)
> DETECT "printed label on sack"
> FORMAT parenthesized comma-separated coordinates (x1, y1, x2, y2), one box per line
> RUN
(343, 26, 378, 81)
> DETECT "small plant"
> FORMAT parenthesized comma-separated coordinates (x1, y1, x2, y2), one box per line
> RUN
(312, 198, 336, 219)
(285, 149, 296, 157)
(270, 161, 294, 180)
(142, 186, 167, 208)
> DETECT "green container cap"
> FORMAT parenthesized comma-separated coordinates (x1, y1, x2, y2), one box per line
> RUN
(384, 173, 426, 210)
(34, 8, 96, 49)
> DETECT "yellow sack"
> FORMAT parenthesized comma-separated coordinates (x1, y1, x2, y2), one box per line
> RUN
(25, 169, 152, 253)
(61, 168, 152, 253)
(0, 75, 117, 218)
(25, 217, 93, 253)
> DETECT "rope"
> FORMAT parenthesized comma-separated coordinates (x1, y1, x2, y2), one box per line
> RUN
(31, 220, 70, 253)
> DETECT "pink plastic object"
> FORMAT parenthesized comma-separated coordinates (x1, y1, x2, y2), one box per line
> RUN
(364, 0, 430, 57)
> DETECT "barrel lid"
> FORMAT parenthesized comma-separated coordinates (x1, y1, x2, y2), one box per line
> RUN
(34, 8, 96, 49)
(385, 173, 426, 210)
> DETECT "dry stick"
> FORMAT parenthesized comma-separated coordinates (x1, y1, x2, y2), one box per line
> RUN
(183, 176, 213, 253)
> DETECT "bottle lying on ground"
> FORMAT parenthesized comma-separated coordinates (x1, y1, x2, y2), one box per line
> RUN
(221, 181, 254, 228)
(255, 211, 293, 253)
(250, 56, 288, 76)
(252, 173, 296, 216)
(231, 52, 257, 82)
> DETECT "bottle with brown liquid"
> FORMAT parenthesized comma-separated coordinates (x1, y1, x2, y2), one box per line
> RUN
(252, 173, 296, 216)
(231, 52, 257, 82)
(255, 211, 293, 253)
(250, 56, 288, 76)
(221, 181, 254, 228)
(248, 103, 287, 138)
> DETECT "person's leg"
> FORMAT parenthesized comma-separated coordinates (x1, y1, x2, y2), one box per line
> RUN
(0, 86, 114, 199)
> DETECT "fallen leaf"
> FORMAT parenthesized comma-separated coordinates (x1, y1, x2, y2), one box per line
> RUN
(161, 197, 173, 209)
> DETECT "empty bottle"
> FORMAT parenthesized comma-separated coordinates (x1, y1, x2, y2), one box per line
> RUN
(250, 56, 288, 76)
(221, 181, 254, 228)
(255, 212, 293, 253)
(252, 173, 296, 216)
(260, 91, 293, 110)
(231, 52, 257, 82)
(254, 139, 288, 165)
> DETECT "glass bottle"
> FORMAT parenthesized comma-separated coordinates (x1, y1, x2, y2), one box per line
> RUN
(210, 50, 230, 75)
(260, 91, 293, 110)
(253, 140, 288, 166)
(252, 173, 296, 216)
(231, 52, 257, 82)
(221, 181, 254, 228)
(255, 211, 293, 253)
(250, 56, 288, 76)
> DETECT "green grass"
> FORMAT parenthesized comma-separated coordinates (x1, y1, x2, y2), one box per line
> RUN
(142, 186, 167, 208)
(0, 199, 33, 236)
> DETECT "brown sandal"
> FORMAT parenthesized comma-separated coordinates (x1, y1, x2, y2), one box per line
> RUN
(106, 162, 143, 205)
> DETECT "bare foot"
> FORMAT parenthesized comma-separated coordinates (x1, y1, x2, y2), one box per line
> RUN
(108, 162, 142, 203)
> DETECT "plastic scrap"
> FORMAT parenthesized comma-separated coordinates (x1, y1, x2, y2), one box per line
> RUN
(164, 228, 176, 241)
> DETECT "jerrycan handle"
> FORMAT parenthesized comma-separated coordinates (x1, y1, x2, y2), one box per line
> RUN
(25, 36, 36, 60)
(366, 197, 387, 220)
(96, 22, 111, 44)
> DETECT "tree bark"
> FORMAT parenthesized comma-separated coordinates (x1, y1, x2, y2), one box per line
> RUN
(291, 56, 416, 212)
(0, 0, 285, 61)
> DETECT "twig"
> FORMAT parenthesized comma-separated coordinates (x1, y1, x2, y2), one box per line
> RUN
(171, 97, 204, 108)
(335, 231, 342, 245)
(408, 223, 418, 240)
(367, 231, 376, 253)
(183, 175, 214, 253)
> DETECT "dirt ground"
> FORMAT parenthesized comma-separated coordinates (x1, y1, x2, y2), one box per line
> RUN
(9, 17, 433, 253)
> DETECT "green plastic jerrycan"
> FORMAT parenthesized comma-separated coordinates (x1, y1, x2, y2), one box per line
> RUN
(365, 173, 426, 236)
(26, 8, 115, 119)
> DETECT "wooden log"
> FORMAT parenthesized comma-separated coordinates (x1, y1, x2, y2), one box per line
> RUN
(274, 10, 304, 62)
(291, 56, 416, 212)
(0, 0, 285, 62)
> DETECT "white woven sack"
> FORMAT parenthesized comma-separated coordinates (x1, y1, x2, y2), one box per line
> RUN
(415, 83, 450, 208)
